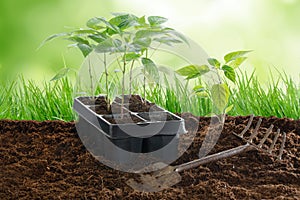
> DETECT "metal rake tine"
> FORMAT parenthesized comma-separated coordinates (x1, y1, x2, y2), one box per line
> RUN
(248, 118, 262, 142)
(257, 124, 274, 148)
(278, 132, 286, 160)
(233, 116, 286, 161)
(238, 114, 254, 137)
(268, 129, 280, 153)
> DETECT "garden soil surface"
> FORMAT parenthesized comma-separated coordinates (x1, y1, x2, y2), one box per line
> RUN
(1, 115, 299, 199)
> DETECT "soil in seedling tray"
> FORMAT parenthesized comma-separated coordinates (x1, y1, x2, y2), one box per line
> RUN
(89, 103, 126, 115)
(78, 96, 107, 105)
(1, 115, 299, 199)
(78, 96, 125, 115)
(115, 95, 163, 112)
(103, 114, 144, 124)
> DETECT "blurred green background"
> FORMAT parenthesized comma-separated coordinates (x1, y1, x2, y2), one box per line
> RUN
(0, 0, 299, 83)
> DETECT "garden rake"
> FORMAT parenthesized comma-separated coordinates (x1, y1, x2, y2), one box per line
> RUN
(127, 114, 287, 192)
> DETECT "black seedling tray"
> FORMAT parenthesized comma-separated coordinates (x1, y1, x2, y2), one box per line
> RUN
(74, 96, 186, 138)
(73, 95, 187, 165)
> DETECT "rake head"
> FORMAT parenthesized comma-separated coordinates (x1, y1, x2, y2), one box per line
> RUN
(233, 114, 286, 160)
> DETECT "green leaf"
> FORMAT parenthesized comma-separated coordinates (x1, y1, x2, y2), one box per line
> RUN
(88, 33, 107, 43)
(43, 32, 70, 43)
(77, 43, 93, 57)
(176, 65, 210, 76)
(95, 38, 123, 53)
(72, 29, 98, 35)
(228, 57, 247, 69)
(148, 16, 168, 26)
(196, 65, 210, 74)
(207, 58, 221, 68)
(224, 50, 252, 63)
(205, 113, 216, 117)
(109, 14, 130, 26)
(195, 91, 209, 98)
(126, 43, 141, 53)
(153, 37, 182, 46)
(67, 36, 89, 45)
(38, 32, 70, 49)
(135, 29, 165, 39)
(87, 17, 120, 34)
(86, 17, 106, 29)
(186, 73, 201, 79)
(222, 65, 236, 83)
(50, 68, 70, 81)
(211, 83, 230, 113)
(105, 26, 121, 36)
(124, 53, 141, 62)
(224, 104, 234, 114)
(176, 65, 199, 76)
(141, 58, 160, 83)
(193, 85, 206, 93)
(133, 37, 152, 48)
(138, 16, 147, 26)
(176, 65, 210, 79)
(109, 14, 139, 30)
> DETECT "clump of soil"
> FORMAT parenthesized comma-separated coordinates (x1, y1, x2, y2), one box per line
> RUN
(0, 115, 299, 199)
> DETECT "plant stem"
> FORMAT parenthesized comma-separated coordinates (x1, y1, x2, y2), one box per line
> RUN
(121, 53, 127, 117)
(129, 60, 135, 95)
(143, 76, 146, 103)
(143, 49, 149, 104)
(88, 59, 94, 101)
(103, 53, 110, 111)
(215, 67, 222, 84)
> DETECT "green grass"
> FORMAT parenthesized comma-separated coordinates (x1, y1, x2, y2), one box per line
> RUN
(145, 71, 300, 119)
(0, 71, 299, 121)
(0, 77, 75, 121)
(229, 71, 300, 119)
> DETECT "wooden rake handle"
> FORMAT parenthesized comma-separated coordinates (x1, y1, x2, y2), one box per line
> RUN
(175, 143, 253, 173)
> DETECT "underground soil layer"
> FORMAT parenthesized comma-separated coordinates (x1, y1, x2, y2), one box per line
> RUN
(0, 115, 299, 199)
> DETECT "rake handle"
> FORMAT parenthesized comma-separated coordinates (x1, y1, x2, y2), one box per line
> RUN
(175, 143, 253, 173)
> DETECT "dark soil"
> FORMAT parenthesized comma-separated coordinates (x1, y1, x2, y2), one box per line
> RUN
(78, 96, 107, 105)
(103, 114, 144, 124)
(89, 104, 126, 115)
(1, 115, 299, 199)
(115, 95, 163, 112)
(80, 95, 162, 115)
(79, 96, 122, 115)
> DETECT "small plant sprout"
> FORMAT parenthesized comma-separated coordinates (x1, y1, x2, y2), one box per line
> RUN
(42, 13, 188, 115)
(176, 50, 251, 115)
